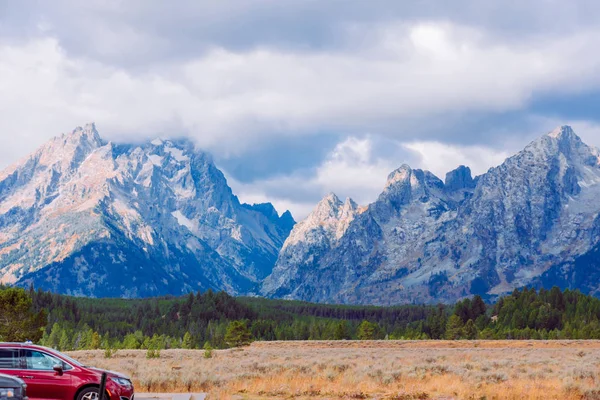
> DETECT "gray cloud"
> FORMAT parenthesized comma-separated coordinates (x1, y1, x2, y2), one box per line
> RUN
(4, 1, 600, 66)
(2, 0, 600, 217)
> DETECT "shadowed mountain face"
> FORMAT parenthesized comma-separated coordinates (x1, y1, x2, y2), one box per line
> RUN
(263, 126, 600, 305)
(0, 124, 294, 297)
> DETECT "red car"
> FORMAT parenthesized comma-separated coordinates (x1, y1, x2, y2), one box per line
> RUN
(0, 343, 134, 400)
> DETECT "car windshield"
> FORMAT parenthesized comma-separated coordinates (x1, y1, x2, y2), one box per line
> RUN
(41, 348, 85, 367)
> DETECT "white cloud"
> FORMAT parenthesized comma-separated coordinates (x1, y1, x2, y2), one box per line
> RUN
(314, 137, 398, 200)
(4, 13, 600, 223)
(402, 141, 511, 178)
(227, 136, 402, 219)
(230, 135, 521, 219)
(3, 21, 600, 168)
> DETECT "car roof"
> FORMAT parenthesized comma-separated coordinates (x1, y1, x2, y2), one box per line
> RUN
(0, 343, 55, 352)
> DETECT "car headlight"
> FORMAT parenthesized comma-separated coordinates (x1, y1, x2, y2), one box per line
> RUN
(110, 377, 132, 387)
(0, 389, 15, 397)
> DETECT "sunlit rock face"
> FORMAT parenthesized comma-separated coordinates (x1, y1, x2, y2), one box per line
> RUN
(264, 126, 600, 305)
(0, 123, 294, 297)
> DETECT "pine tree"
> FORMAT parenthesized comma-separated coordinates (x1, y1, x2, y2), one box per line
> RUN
(203, 341, 213, 358)
(471, 296, 487, 319)
(59, 330, 71, 351)
(445, 315, 464, 340)
(123, 333, 140, 349)
(357, 320, 378, 340)
(464, 319, 477, 340)
(182, 331, 193, 349)
(47, 323, 62, 349)
(333, 320, 350, 340)
(90, 331, 101, 349)
(0, 287, 47, 342)
(224, 321, 252, 347)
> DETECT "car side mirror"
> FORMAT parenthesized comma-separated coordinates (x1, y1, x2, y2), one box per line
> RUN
(53, 364, 64, 376)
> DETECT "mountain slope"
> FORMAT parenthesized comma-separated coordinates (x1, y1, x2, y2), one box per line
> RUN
(263, 126, 600, 305)
(0, 124, 294, 297)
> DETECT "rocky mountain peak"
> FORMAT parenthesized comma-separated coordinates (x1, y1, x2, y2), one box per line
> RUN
(64, 122, 103, 148)
(445, 165, 475, 192)
(384, 165, 443, 191)
(385, 164, 412, 189)
(342, 196, 358, 210)
(278, 210, 296, 232)
(547, 125, 578, 141)
(245, 202, 278, 220)
(313, 192, 343, 215)
(0, 124, 294, 297)
(281, 192, 359, 251)
(378, 164, 444, 212)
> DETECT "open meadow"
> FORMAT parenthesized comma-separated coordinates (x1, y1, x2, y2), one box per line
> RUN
(68, 340, 600, 400)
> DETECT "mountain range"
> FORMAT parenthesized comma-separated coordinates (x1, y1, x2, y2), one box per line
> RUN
(0, 124, 293, 297)
(264, 125, 600, 304)
(1, 124, 599, 304)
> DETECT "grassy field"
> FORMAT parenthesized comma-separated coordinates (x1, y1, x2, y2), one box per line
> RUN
(68, 341, 600, 399)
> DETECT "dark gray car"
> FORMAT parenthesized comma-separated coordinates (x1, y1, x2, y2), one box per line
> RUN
(0, 373, 26, 400)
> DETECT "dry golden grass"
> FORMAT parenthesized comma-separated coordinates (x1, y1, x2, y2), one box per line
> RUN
(68, 340, 600, 400)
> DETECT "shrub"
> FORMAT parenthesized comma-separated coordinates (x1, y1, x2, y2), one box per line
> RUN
(104, 348, 116, 358)
(203, 341, 213, 359)
(146, 348, 160, 359)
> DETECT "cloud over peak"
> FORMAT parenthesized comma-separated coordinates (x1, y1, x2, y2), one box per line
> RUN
(2, 1, 600, 218)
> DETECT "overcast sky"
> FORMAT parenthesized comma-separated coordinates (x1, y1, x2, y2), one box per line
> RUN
(2, 0, 600, 219)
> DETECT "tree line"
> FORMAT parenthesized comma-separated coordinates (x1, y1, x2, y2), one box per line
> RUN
(2, 285, 600, 351)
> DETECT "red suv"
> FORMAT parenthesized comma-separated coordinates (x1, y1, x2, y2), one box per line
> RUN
(0, 343, 134, 400)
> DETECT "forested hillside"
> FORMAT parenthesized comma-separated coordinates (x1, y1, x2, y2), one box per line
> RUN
(3, 286, 600, 351)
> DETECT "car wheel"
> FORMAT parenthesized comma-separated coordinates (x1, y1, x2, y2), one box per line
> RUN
(77, 387, 102, 400)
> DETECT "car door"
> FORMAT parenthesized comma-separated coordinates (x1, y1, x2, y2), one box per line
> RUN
(0, 348, 33, 398)
(0, 347, 22, 377)
(22, 349, 72, 400)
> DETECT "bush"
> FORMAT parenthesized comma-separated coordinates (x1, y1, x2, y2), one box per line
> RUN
(203, 341, 213, 359)
(104, 348, 116, 358)
(146, 348, 160, 359)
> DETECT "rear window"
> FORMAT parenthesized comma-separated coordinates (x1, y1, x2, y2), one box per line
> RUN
(0, 348, 20, 369)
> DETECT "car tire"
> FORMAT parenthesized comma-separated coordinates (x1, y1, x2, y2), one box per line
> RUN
(76, 387, 103, 400)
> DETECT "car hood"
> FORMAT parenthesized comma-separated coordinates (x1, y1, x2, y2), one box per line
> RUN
(88, 367, 131, 380)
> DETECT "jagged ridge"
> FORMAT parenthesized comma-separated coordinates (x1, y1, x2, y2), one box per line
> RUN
(0, 123, 295, 297)
(263, 126, 600, 305)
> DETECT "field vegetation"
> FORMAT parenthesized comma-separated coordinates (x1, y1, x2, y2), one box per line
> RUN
(3, 286, 600, 398)
(68, 340, 600, 399)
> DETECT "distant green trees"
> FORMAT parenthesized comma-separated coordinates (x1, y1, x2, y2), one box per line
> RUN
(0, 287, 47, 342)
(443, 295, 488, 340)
(1, 285, 599, 350)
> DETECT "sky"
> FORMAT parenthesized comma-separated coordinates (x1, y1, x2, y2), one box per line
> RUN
(2, 1, 600, 219)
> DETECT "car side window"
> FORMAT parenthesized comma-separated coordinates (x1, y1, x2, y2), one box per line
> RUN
(24, 350, 70, 371)
(0, 348, 21, 369)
